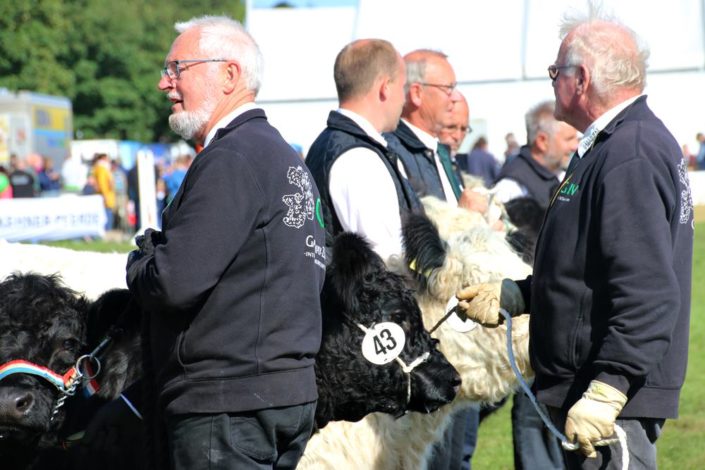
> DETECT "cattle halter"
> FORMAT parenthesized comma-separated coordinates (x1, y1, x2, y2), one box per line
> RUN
(353, 322, 430, 405)
(0, 355, 101, 422)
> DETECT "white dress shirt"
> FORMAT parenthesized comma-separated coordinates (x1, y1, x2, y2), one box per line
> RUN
(328, 109, 405, 260)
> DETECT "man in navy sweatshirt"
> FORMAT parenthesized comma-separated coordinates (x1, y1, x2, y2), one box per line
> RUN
(456, 9, 694, 470)
(126, 15, 325, 469)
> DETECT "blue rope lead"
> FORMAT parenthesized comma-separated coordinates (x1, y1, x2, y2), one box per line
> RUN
(499, 308, 579, 451)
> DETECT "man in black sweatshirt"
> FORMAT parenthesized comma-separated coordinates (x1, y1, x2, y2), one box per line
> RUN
(457, 11, 694, 470)
(126, 15, 325, 469)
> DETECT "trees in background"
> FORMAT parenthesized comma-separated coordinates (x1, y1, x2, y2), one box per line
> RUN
(0, 0, 245, 142)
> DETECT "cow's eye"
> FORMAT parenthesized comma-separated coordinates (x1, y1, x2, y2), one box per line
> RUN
(63, 338, 80, 352)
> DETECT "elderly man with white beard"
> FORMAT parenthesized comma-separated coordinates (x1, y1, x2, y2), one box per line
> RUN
(125, 15, 326, 470)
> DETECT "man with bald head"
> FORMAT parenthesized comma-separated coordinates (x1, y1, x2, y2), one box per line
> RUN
(457, 9, 693, 469)
(306, 39, 420, 260)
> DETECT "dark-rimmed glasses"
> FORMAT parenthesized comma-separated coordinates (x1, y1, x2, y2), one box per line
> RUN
(548, 64, 577, 81)
(419, 82, 457, 96)
(161, 59, 230, 80)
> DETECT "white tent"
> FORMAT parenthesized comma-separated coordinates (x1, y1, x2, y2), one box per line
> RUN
(248, 0, 705, 160)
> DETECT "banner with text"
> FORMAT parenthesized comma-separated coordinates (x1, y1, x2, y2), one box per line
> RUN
(0, 195, 106, 241)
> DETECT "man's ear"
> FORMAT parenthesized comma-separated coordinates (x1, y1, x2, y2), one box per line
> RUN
(535, 131, 549, 153)
(408, 82, 423, 107)
(223, 61, 242, 93)
(575, 64, 589, 95)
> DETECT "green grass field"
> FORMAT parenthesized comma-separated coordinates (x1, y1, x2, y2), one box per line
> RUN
(474, 214, 705, 469)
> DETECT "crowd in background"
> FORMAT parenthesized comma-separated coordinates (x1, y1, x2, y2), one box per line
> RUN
(0, 151, 193, 233)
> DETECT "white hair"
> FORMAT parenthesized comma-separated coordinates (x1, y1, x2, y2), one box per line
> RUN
(559, 2, 649, 101)
(175, 15, 264, 95)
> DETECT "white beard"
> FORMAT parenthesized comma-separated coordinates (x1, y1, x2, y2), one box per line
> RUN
(168, 93, 217, 140)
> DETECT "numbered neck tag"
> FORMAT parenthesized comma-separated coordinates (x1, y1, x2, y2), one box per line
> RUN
(444, 297, 478, 333)
(360, 322, 406, 365)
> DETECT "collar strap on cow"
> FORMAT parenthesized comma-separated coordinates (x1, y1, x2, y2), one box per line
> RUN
(0, 360, 68, 391)
(0, 355, 102, 422)
(354, 322, 430, 405)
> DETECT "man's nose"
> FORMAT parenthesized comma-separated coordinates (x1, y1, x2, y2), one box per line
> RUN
(158, 74, 173, 91)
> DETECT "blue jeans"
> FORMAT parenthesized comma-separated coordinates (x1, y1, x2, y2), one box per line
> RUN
(167, 402, 316, 470)
(548, 406, 664, 469)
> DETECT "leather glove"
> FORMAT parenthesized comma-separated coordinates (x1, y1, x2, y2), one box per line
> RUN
(455, 279, 525, 327)
(565, 380, 627, 458)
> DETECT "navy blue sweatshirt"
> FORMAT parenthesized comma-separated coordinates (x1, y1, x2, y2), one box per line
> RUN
(524, 97, 694, 418)
(127, 109, 326, 415)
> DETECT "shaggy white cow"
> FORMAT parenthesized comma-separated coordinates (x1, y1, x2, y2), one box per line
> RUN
(0, 239, 127, 300)
(299, 199, 533, 469)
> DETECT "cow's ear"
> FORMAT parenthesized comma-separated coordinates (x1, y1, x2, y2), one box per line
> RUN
(328, 232, 386, 313)
(402, 212, 447, 286)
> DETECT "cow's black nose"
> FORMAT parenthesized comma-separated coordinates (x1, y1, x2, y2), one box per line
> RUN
(0, 388, 36, 419)
(14, 392, 34, 414)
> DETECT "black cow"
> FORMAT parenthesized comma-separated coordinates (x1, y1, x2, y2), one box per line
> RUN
(314, 233, 460, 427)
(0, 274, 141, 470)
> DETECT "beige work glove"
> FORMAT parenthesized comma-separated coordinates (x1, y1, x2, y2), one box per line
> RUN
(565, 380, 628, 458)
(455, 279, 525, 327)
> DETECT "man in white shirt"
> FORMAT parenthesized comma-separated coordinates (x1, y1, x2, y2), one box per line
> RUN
(305, 39, 420, 260)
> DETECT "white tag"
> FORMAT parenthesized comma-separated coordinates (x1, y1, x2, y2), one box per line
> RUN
(444, 297, 478, 333)
(361, 322, 406, 365)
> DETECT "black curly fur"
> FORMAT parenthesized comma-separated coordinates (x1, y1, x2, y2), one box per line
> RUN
(315, 233, 460, 428)
(0, 273, 88, 469)
(504, 197, 546, 265)
(0, 274, 146, 470)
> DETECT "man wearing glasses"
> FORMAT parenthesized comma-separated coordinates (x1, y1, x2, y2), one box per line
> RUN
(385, 49, 465, 207)
(457, 9, 693, 470)
(126, 15, 325, 469)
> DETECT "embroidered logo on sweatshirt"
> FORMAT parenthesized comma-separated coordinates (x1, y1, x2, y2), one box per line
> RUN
(282, 166, 315, 228)
(677, 158, 694, 227)
(553, 179, 580, 204)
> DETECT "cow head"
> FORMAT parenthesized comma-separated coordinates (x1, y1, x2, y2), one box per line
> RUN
(314, 233, 460, 428)
(0, 273, 88, 467)
(397, 210, 533, 405)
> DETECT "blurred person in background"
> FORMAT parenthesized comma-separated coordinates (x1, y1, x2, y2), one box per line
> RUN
(91, 153, 116, 230)
(38, 155, 62, 196)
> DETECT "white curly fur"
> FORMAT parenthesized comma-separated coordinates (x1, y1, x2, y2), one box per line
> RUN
(299, 200, 534, 469)
(0, 239, 127, 300)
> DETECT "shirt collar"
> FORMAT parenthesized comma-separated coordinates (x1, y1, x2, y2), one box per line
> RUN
(401, 119, 439, 152)
(577, 94, 643, 158)
(203, 102, 259, 148)
(337, 108, 387, 147)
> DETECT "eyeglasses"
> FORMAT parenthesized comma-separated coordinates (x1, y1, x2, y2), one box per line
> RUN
(161, 59, 230, 80)
(419, 82, 457, 96)
(444, 124, 472, 135)
(548, 64, 577, 81)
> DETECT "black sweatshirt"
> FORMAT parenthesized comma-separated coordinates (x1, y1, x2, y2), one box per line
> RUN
(523, 97, 694, 418)
(127, 109, 326, 415)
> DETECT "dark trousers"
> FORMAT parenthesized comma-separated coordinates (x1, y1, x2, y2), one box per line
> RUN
(512, 390, 564, 469)
(166, 401, 316, 470)
(548, 406, 664, 470)
(427, 405, 479, 470)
